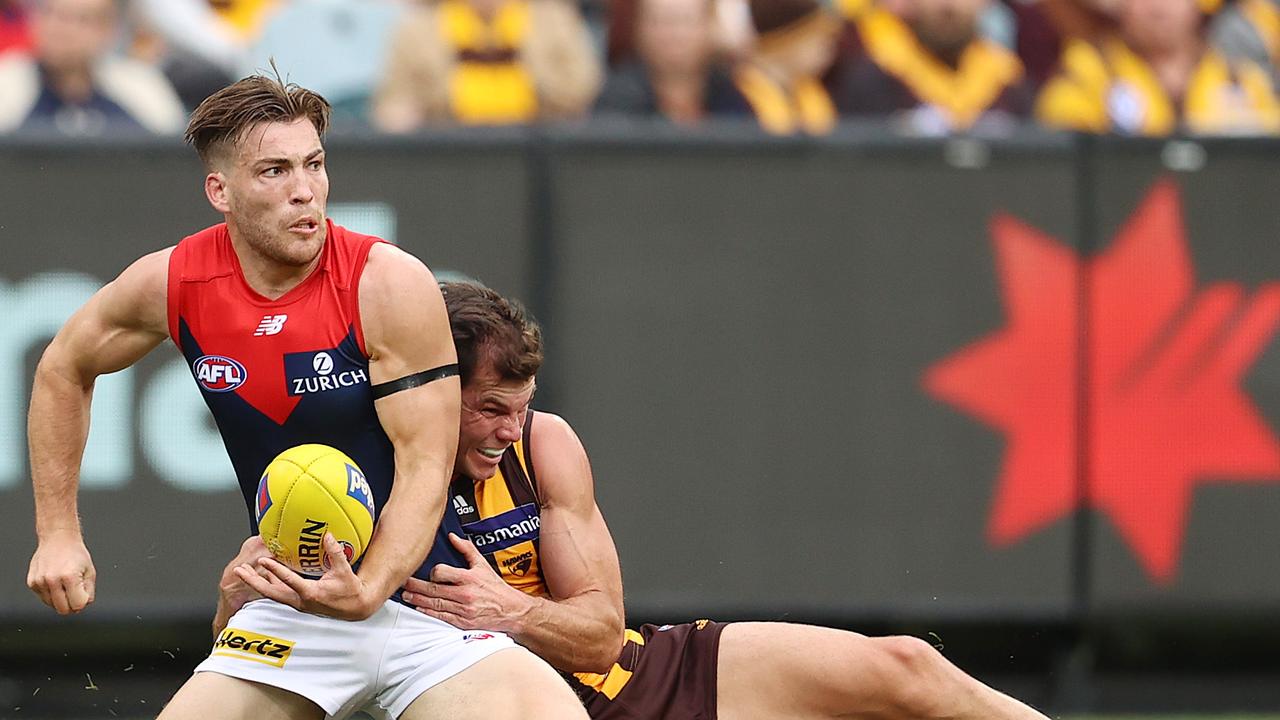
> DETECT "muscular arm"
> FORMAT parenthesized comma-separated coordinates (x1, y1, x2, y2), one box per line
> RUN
(407, 412, 625, 672)
(27, 249, 171, 614)
(357, 243, 461, 604)
(505, 413, 626, 671)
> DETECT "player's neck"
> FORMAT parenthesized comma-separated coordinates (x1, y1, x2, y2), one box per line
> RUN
(227, 231, 324, 301)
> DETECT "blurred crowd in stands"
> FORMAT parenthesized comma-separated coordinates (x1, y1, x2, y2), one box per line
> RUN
(2, 0, 1279, 137)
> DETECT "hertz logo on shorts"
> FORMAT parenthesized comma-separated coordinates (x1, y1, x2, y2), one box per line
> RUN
(212, 628, 295, 667)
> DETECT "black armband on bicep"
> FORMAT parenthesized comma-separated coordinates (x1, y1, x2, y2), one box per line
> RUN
(370, 363, 460, 400)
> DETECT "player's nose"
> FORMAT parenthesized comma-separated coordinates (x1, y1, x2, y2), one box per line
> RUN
(289, 174, 315, 205)
(495, 416, 522, 443)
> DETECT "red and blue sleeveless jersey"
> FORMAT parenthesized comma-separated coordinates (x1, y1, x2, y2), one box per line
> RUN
(167, 220, 466, 587)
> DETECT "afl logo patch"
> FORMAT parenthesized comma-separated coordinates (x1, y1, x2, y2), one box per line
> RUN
(194, 355, 248, 392)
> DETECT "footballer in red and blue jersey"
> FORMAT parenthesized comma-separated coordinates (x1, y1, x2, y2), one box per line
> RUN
(167, 219, 466, 587)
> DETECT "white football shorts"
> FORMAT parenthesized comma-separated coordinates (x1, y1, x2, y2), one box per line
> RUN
(194, 597, 517, 718)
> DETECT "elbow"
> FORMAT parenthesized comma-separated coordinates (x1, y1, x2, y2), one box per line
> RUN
(574, 646, 621, 675)
(33, 342, 89, 392)
(32, 347, 65, 383)
(579, 612, 626, 674)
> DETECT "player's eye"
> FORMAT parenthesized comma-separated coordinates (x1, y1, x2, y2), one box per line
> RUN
(262, 167, 283, 177)
(308, 160, 323, 171)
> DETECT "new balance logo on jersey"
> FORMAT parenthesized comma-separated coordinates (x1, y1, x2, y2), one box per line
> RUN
(254, 314, 288, 336)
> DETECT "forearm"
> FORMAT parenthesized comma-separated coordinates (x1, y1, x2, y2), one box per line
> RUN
(213, 594, 236, 638)
(358, 457, 450, 598)
(503, 591, 625, 673)
(28, 361, 92, 539)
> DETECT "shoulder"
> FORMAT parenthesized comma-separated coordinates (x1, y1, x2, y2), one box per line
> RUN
(179, 222, 229, 247)
(116, 247, 174, 289)
(123, 246, 173, 281)
(529, 411, 579, 451)
(528, 411, 594, 505)
(104, 247, 174, 334)
(361, 242, 439, 291)
(358, 244, 447, 354)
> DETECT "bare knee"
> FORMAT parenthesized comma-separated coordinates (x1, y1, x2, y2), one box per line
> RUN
(865, 635, 956, 718)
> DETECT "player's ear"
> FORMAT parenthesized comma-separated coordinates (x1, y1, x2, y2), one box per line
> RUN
(205, 171, 231, 214)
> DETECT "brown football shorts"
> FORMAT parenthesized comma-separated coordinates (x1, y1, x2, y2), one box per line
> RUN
(573, 620, 727, 720)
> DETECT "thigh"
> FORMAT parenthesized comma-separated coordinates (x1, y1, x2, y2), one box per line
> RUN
(157, 670, 324, 720)
(399, 646, 586, 720)
(194, 599, 387, 716)
(715, 622, 898, 720)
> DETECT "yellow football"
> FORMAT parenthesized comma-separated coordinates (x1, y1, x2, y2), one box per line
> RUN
(254, 444, 376, 576)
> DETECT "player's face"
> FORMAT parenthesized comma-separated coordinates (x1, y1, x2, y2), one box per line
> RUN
(220, 118, 329, 268)
(456, 368, 537, 481)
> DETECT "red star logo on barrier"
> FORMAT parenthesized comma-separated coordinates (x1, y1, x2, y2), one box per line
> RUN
(924, 180, 1280, 583)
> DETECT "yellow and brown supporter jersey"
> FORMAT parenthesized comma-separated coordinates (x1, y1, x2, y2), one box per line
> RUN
(438, 0, 539, 124)
(836, 8, 1032, 131)
(733, 67, 837, 136)
(1036, 37, 1280, 136)
(450, 410, 647, 705)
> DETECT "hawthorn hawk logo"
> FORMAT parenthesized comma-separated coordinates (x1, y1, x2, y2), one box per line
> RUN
(923, 180, 1280, 584)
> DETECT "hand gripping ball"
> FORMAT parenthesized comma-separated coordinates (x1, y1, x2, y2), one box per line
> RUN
(255, 444, 376, 576)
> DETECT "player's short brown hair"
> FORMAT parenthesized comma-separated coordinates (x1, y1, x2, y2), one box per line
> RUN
(184, 70, 330, 168)
(441, 282, 543, 386)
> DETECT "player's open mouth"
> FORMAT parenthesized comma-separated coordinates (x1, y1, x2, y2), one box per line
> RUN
(289, 218, 319, 234)
(477, 447, 504, 459)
